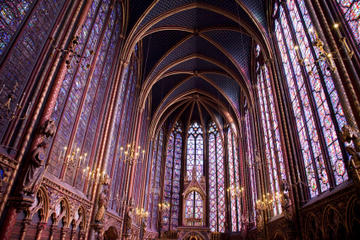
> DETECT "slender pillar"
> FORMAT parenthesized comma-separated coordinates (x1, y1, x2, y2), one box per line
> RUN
(0, 1, 93, 239)
(309, 0, 360, 129)
(60, 1, 114, 180)
(35, 222, 46, 240)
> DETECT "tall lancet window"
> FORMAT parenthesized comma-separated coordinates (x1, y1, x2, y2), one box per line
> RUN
(208, 121, 225, 232)
(0, 0, 66, 140)
(0, 0, 34, 56)
(45, 0, 124, 191)
(148, 128, 164, 230)
(245, 108, 257, 222)
(274, 0, 348, 198)
(227, 128, 241, 232)
(336, 0, 360, 47)
(162, 122, 182, 230)
(256, 48, 286, 215)
(186, 122, 204, 180)
(184, 190, 204, 226)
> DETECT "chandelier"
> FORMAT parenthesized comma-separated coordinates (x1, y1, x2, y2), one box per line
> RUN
(120, 143, 145, 164)
(158, 202, 170, 211)
(227, 185, 244, 198)
(135, 207, 149, 219)
(294, 23, 353, 76)
(61, 145, 88, 168)
(256, 192, 283, 211)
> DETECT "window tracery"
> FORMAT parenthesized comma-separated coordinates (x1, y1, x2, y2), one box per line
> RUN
(245, 109, 257, 222)
(227, 128, 242, 232)
(0, 0, 66, 140)
(46, 0, 124, 192)
(274, 0, 348, 198)
(184, 191, 204, 226)
(186, 122, 204, 181)
(336, 0, 360, 48)
(162, 122, 182, 230)
(0, 0, 34, 56)
(208, 121, 225, 232)
(148, 128, 164, 230)
(256, 54, 285, 215)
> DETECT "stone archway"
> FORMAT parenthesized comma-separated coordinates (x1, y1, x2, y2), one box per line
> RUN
(104, 226, 119, 240)
(186, 235, 204, 240)
(179, 230, 210, 240)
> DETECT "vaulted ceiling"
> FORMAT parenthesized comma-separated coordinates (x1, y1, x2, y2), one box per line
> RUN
(122, 0, 272, 135)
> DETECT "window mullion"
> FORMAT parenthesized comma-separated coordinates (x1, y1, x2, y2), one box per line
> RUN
(50, 0, 103, 175)
(169, 132, 177, 230)
(295, 0, 347, 187)
(259, 73, 280, 215)
(215, 133, 219, 232)
(149, 135, 159, 228)
(283, 1, 336, 190)
(80, 15, 118, 188)
(264, 64, 286, 213)
(277, 13, 322, 195)
(231, 133, 240, 232)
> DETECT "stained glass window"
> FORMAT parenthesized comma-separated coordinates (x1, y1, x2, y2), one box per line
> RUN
(46, 0, 126, 192)
(75, 2, 120, 190)
(162, 122, 182, 231)
(245, 109, 257, 222)
(186, 122, 204, 180)
(48, 0, 105, 178)
(227, 128, 242, 232)
(274, 0, 348, 198)
(184, 191, 204, 226)
(0, 0, 66, 140)
(336, 0, 360, 48)
(0, 0, 34, 57)
(208, 122, 226, 232)
(256, 49, 285, 215)
(148, 128, 164, 230)
(113, 54, 139, 201)
(107, 64, 130, 210)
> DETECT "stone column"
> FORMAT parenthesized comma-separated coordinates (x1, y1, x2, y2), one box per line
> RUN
(307, 0, 360, 129)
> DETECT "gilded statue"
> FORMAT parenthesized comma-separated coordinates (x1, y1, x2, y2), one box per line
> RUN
(255, 208, 264, 231)
(123, 205, 133, 237)
(95, 184, 109, 223)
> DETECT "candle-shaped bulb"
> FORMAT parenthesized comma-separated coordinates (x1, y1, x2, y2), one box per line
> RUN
(120, 146, 123, 151)
(333, 23, 339, 29)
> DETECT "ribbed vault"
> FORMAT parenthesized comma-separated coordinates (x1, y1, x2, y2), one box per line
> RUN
(122, 0, 270, 136)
